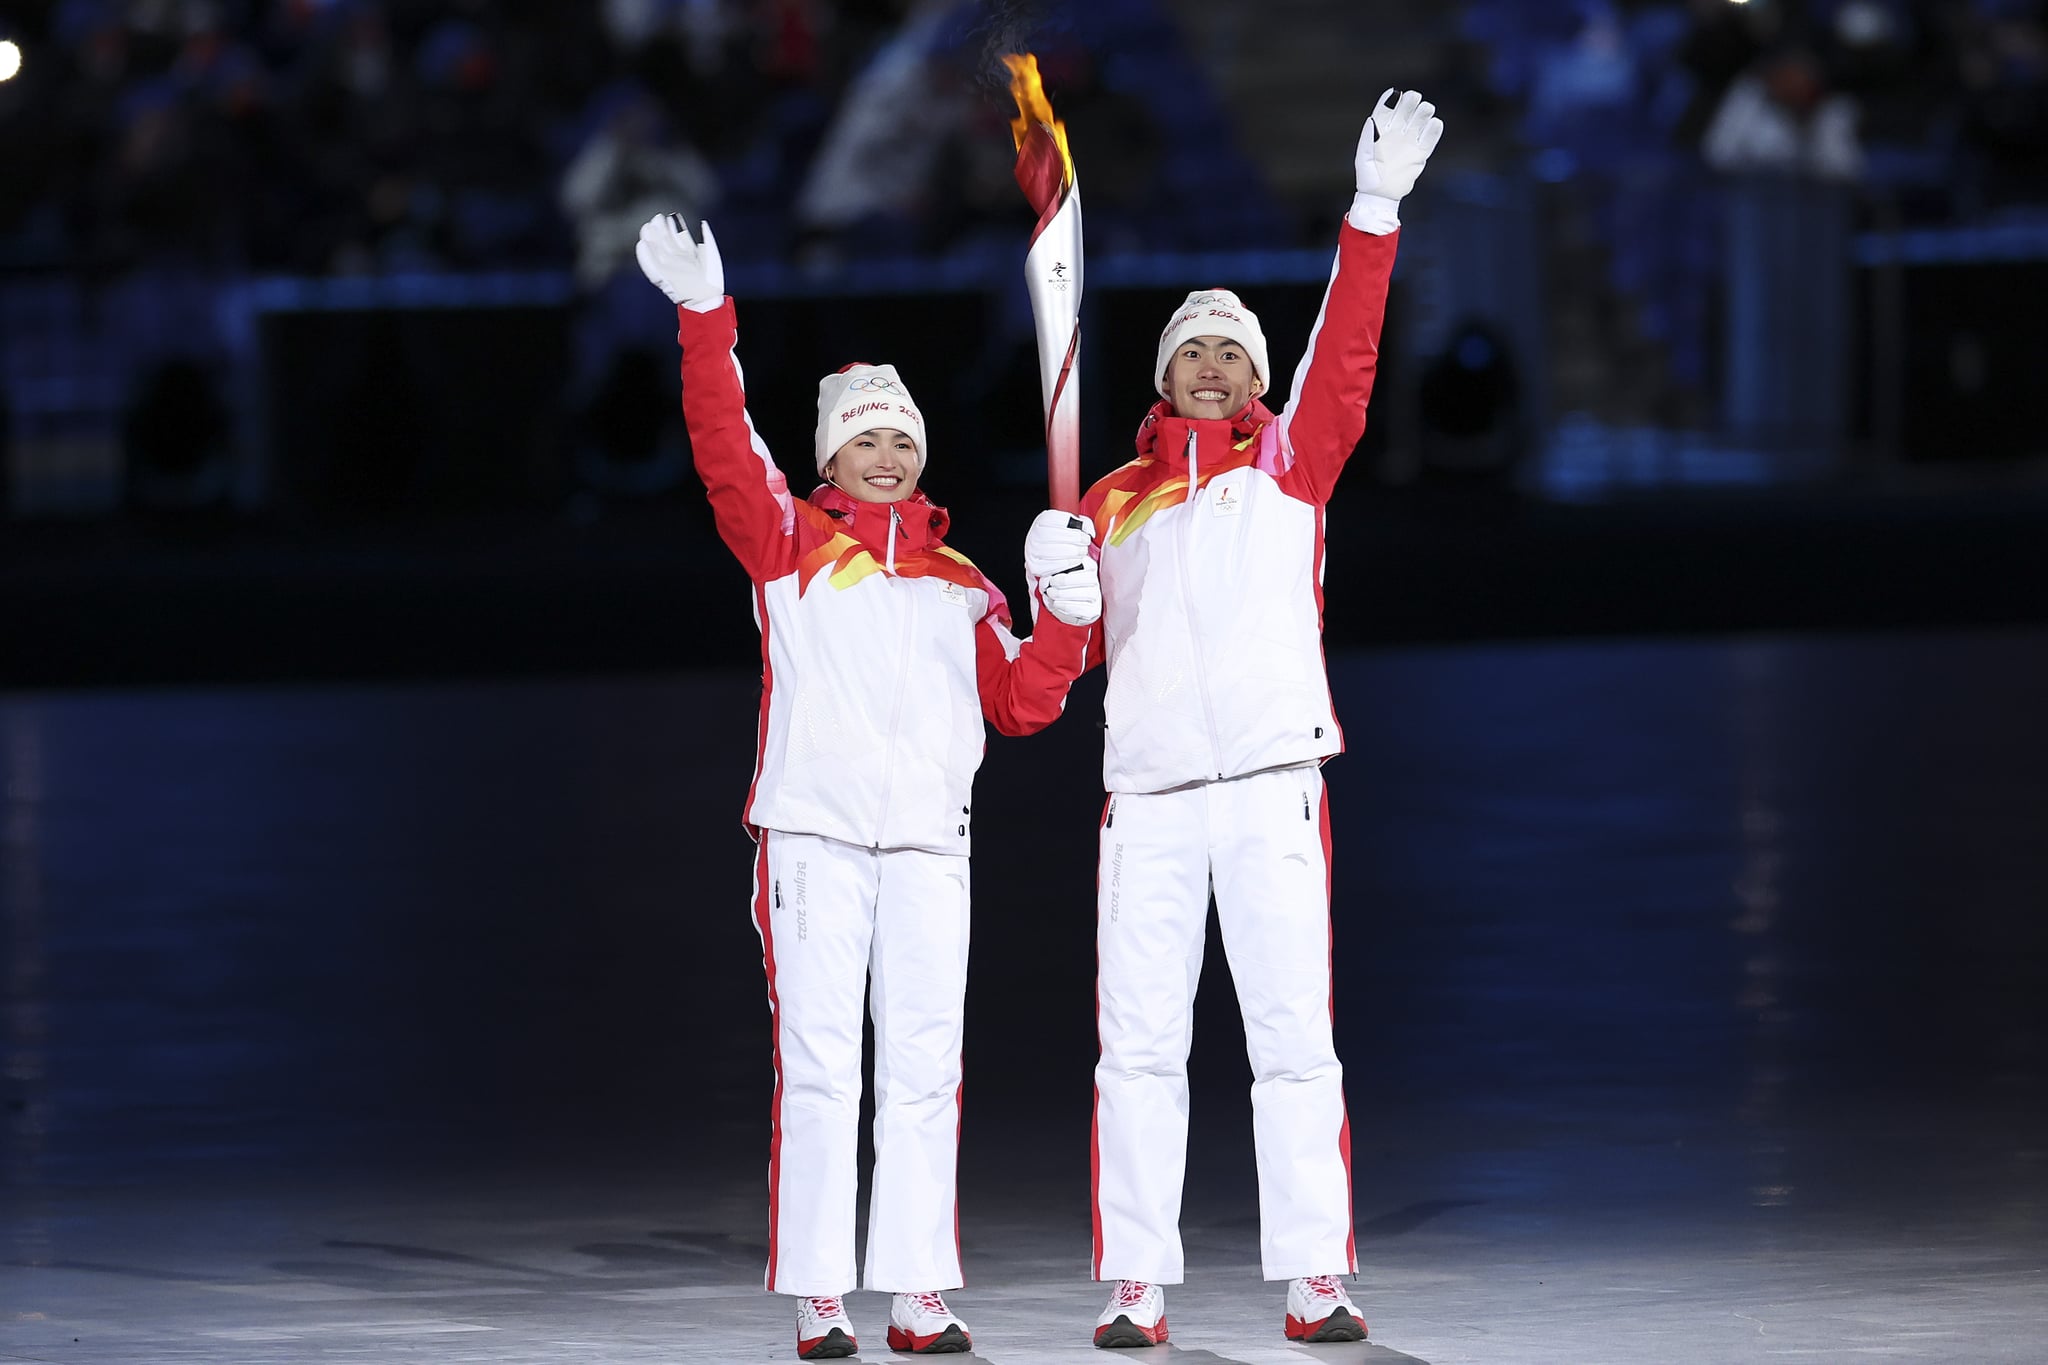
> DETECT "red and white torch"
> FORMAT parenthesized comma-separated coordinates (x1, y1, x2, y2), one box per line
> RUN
(1003, 53, 1082, 513)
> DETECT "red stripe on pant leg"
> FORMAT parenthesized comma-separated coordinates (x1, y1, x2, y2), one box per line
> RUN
(1090, 1080, 1104, 1280)
(1091, 792, 1112, 1281)
(954, 1073, 965, 1280)
(1320, 782, 1335, 1025)
(752, 835, 786, 1291)
(1339, 1111, 1356, 1272)
(1320, 784, 1357, 1272)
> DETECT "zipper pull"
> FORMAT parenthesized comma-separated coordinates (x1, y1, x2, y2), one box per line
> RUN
(774, 881, 782, 908)
(1185, 428, 1198, 502)
(1303, 793, 1311, 821)
(885, 506, 899, 572)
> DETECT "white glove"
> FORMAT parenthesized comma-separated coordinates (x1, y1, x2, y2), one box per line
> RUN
(1025, 507, 1093, 581)
(1025, 508, 1101, 627)
(1039, 557, 1101, 628)
(635, 213, 725, 312)
(1350, 89, 1443, 233)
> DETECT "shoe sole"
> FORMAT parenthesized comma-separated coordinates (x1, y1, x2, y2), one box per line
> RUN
(798, 1327, 857, 1359)
(1094, 1313, 1169, 1348)
(1285, 1307, 1368, 1343)
(887, 1322, 971, 1353)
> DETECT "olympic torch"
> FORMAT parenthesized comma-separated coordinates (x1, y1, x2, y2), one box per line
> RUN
(1004, 54, 1083, 513)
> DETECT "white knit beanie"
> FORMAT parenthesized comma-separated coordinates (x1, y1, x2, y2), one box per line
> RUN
(814, 364, 927, 476)
(1154, 289, 1271, 399)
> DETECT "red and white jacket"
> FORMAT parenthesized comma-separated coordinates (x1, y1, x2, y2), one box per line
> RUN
(1078, 223, 1398, 794)
(676, 299, 1093, 855)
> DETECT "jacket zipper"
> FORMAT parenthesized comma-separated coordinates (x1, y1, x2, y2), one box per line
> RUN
(870, 573, 918, 846)
(885, 505, 898, 573)
(1175, 427, 1226, 779)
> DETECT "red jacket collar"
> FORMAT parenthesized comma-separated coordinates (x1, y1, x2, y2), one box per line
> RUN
(808, 484, 948, 553)
(1134, 397, 1276, 460)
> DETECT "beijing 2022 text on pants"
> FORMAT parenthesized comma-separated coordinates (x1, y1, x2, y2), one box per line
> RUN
(749, 828, 970, 1295)
(1091, 764, 1356, 1283)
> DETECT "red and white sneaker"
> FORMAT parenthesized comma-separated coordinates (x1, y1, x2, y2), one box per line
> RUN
(1094, 1279, 1168, 1348)
(886, 1291, 972, 1354)
(1284, 1275, 1367, 1343)
(795, 1296, 857, 1359)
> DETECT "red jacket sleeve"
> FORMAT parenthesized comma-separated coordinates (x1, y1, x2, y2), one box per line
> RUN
(1275, 223, 1400, 505)
(676, 299, 799, 582)
(972, 577, 1097, 737)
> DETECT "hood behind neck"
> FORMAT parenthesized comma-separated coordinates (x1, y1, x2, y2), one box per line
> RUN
(1135, 396, 1276, 459)
(809, 483, 949, 549)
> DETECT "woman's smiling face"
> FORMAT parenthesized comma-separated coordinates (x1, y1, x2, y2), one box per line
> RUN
(825, 428, 921, 502)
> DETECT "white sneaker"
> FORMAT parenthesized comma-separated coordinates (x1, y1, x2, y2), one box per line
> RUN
(886, 1290, 972, 1354)
(1094, 1279, 1168, 1348)
(1284, 1275, 1367, 1342)
(795, 1296, 857, 1359)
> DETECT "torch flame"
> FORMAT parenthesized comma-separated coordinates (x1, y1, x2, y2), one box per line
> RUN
(1003, 53, 1074, 189)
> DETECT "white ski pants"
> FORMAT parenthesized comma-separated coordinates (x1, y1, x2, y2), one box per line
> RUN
(1092, 764, 1356, 1283)
(749, 829, 970, 1296)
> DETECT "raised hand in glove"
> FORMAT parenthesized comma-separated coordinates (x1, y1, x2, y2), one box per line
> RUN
(1025, 508, 1102, 628)
(1350, 89, 1444, 233)
(635, 214, 725, 312)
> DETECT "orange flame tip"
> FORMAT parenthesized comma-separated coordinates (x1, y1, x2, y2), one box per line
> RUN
(1002, 53, 1074, 187)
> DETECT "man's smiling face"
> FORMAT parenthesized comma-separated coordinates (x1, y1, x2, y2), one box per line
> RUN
(1164, 336, 1262, 421)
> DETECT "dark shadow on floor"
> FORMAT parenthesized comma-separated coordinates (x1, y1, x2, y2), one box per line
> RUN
(1357, 1200, 1484, 1239)
(1160, 1345, 1431, 1365)
(322, 1239, 560, 1277)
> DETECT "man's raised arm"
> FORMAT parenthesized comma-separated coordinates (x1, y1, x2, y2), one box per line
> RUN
(1277, 90, 1443, 505)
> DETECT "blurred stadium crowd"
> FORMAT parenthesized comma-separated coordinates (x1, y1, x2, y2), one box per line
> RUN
(1489, 0, 2048, 203)
(0, 0, 2040, 283)
(0, 0, 1263, 280)
(0, 0, 2044, 525)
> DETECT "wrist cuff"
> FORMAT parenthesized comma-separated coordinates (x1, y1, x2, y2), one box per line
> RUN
(1346, 192, 1402, 235)
(682, 294, 726, 314)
